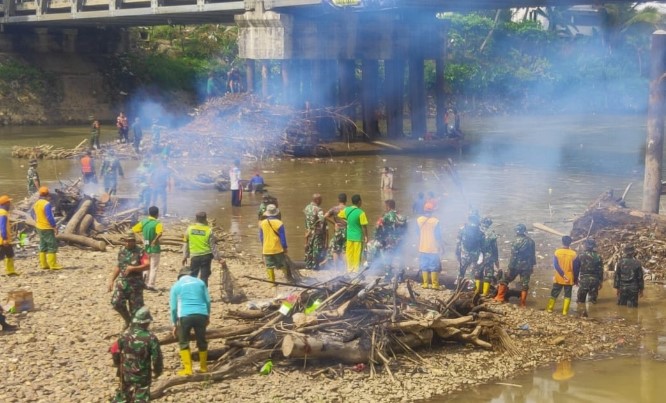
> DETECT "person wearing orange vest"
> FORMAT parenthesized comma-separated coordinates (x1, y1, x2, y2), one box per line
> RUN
(546, 236, 579, 315)
(31, 187, 63, 270)
(80, 150, 97, 184)
(417, 202, 443, 289)
(0, 195, 18, 276)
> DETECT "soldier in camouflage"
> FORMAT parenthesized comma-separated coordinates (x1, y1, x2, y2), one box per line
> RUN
(27, 159, 40, 195)
(101, 150, 125, 195)
(303, 193, 327, 270)
(494, 224, 536, 306)
(456, 213, 484, 282)
(613, 244, 644, 308)
(575, 238, 604, 316)
(371, 199, 407, 276)
(324, 193, 347, 270)
(108, 232, 150, 327)
(476, 217, 499, 296)
(112, 306, 163, 403)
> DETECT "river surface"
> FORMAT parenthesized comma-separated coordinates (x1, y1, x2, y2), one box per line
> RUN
(1, 115, 665, 402)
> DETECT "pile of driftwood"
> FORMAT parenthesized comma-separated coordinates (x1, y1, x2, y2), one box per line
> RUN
(150, 274, 517, 398)
(571, 189, 666, 280)
(12, 139, 90, 160)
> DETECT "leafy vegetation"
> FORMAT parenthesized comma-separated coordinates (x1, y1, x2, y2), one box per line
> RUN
(0, 57, 58, 97)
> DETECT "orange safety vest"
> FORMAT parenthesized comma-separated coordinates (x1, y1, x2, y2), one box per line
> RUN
(81, 156, 93, 173)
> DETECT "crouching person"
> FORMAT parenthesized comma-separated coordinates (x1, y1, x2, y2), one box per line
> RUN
(112, 306, 163, 402)
(170, 266, 211, 376)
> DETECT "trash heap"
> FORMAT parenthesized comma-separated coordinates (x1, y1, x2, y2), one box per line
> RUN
(149, 274, 517, 399)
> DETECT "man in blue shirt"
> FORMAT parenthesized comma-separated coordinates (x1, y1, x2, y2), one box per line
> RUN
(170, 266, 211, 376)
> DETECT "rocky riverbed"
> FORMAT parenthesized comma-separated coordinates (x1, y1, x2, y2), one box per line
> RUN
(0, 238, 641, 403)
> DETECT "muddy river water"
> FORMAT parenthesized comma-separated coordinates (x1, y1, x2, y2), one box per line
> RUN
(1, 115, 666, 402)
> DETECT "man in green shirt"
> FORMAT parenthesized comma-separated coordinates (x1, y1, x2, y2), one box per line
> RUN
(337, 194, 368, 273)
(132, 206, 163, 291)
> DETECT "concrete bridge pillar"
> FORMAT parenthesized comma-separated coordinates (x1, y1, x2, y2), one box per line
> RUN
(34, 28, 51, 53)
(408, 57, 426, 137)
(261, 61, 270, 98)
(435, 58, 446, 136)
(62, 29, 78, 53)
(361, 59, 379, 139)
(246, 59, 255, 93)
(385, 59, 405, 138)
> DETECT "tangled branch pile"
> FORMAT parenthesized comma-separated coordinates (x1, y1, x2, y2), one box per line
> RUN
(150, 275, 516, 398)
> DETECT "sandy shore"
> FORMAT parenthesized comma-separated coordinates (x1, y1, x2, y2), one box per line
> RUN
(0, 242, 639, 403)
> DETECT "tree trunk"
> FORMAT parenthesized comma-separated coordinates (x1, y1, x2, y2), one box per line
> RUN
(282, 333, 371, 364)
(56, 232, 106, 251)
(63, 199, 92, 234)
(77, 214, 94, 236)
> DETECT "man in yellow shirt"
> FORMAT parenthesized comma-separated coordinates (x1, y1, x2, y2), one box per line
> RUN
(337, 194, 368, 273)
(0, 195, 18, 276)
(259, 204, 289, 284)
(546, 235, 579, 315)
(31, 187, 63, 270)
(417, 202, 443, 289)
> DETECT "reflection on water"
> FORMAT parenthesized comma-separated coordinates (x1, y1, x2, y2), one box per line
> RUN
(1, 115, 663, 401)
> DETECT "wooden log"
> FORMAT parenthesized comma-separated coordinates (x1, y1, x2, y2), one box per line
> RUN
(533, 222, 565, 237)
(57, 232, 106, 251)
(64, 199, 92, 234)
(282, 333, 370, 364)
(393, 329, 433, 348)
(150, 348, 271, 400)
(77, 214, 94, 236)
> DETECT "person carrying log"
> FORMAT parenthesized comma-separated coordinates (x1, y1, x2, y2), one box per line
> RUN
(477, 217, 499, 296)
(337, 194, 369, 273)
(303, 193, 327, 270)
(170, 267, 211, 376)
(101, 150, 124, 196)
(575, 238, 604, 316)
(0, 195, 18, 276)
(31, 186, 63, 270)
(613, 244, 644, 308)
(108, 232, 150, 328)
(111, 306, 163, 402)
(182, 211, 224, 287)
(494, 224, 536, 306)
(417, 202, 443, 289)
(259, 204, 290, 284)
(26, 159, 40, 196)
(132, 206, 163, 292)
(546, 236, 579, 316)
(80, 150, 97, 184)
(324, 193, 347, 271)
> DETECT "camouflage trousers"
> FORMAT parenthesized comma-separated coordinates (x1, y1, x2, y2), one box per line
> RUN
(473, 262, 495, 283)
(327, 229, 346, 257)
(111, 277, 145, 326)
(458, 251, 480, 279)
(304, 232, 326, 270)
(112, 380, 151, 403)
(577, 276, 601, 304)
(617, 287, 640, 308)
(500, 268, 532, 291)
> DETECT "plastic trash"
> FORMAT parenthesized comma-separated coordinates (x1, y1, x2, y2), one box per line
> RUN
(260, 360, 273, 375)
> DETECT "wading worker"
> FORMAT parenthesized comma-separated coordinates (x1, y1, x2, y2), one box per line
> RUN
(31, 186, 63, 270)
(0, 195, 18, 276)
(108, 232, 149, 328)
(27, 159, 40, 195)
(170, 267, 211, 376)
(229, 159, 242, 207)
(613, 244, 644, 308)
(182, 212, 223, 287)
(337, 194, 369, 273)
(111, 307, 163, 403)
(132, 206, 163, 291)
(546, 236, 579, 316)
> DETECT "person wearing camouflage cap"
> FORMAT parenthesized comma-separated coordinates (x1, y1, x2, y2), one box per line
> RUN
(108, 232, 150, 327)
(477, 217, 499, 296)
(613, 244, 644, 308)
(575, 238, 604, 316)
(495, 224, 536, 306)
(27, 159, 40, 195)
(112, 306, 163, 402)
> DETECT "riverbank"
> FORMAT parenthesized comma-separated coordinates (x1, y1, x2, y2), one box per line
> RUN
(0, 240, 640, 402)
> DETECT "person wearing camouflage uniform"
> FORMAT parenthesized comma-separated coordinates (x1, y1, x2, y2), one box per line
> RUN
(112, 306, 163, 403)
(108, 233, 150, 327)
(371, 199, 407, 277)
(101, 150, 125, 195)
(575, 238, 604, 315)
(325, 193, 347, 270)
(27, 159, 40, 195)
(258, 194, 279, 220)
(456, 214, 484, 282)
(495, 224, 536, 306)
(613, 244, 644, 308)
(476, 217, 499, 296)
(303, 194, 327, 270)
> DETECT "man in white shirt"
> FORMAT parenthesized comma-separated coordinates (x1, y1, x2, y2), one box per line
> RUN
(229, 159, 242, 207)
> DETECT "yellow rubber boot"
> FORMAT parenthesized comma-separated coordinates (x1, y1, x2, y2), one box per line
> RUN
(474, 280, 481, 294)
(5, 258, 18, 276)
(562, 298, 571, 316)
(431, 272, 441, 290)
(177, 349, 193, 376)
(481, 282, 491, 296)
(39, 252, 49, 270)
(546, 297, 556, 313)
(421, 272, 430, 289)
(199, 350, 208, 373)
(46, 253, 63, 270)
(266, 269, 275, 283)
